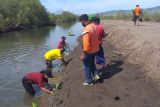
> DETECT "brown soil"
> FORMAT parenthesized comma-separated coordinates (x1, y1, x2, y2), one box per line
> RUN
(103, 20, 160, 88)
(47, 20, 160, 107)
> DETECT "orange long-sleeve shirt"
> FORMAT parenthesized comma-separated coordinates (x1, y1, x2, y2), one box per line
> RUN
(82, 22, 99, 54)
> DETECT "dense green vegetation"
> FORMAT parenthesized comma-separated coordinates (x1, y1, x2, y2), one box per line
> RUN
(0, 0, 77, 33)
(142, 11, 160, 21)
(56, 11, 78, 23)
(49, 11, 78, 24)
(101, 10, 160, 22)
(0, 0, 50, 29)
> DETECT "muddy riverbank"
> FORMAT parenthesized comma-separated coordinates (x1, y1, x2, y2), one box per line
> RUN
(49, 20, 160, 107)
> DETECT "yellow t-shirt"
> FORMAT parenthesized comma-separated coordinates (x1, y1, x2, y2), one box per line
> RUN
(44, 49, 62, 60)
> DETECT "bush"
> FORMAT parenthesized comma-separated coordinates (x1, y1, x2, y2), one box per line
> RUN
(0, 0, 78, 31)
(53, 11, 77, 23)
(153, 12, 160, 22)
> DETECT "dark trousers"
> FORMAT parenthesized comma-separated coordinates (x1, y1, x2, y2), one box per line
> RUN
(22, 77, 35, 96)
(83, 53, 97, 83)
(45, 60, 53, 69)
(96, 45, 105, 65)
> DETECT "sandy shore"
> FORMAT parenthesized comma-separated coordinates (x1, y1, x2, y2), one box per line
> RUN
(47, 20, 160, 107)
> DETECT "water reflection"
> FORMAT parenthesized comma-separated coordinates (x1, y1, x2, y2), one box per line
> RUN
(58, 22, 76, 30)
(0, 27, 53, 52)
(22, 93, 52, 107)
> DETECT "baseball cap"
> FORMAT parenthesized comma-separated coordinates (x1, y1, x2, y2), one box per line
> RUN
(88, 14, 97, 21)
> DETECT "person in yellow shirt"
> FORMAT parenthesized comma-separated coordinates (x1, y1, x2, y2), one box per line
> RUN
(44, 49, 67, 69)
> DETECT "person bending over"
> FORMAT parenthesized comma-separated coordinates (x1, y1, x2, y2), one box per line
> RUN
(44, 48, 67, 69)
(22, 69, 54, 96)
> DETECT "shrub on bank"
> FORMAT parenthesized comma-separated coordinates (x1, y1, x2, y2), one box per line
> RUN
(0, 0, 78, 32)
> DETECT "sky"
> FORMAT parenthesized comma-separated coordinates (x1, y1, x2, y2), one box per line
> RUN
(40, 0, 160, 15)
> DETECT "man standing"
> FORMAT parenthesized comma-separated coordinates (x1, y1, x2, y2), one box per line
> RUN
(92, 16, 106, 70)
(133, 4, 142, 26)
(79, 14, 100, 86)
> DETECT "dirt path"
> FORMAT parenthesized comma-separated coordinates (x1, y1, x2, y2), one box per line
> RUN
(49, 20, 160, 107)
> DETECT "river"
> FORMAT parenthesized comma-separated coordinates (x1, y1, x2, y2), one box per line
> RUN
(0, 22, 83, 107)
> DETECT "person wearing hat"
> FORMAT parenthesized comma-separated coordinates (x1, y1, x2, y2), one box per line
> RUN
(79, 14, 100, 86)
(44, 48, 67, 69)
(22, 69, 54, 96)
(57, 36, 69, 53)
(92, 16, 106, 70)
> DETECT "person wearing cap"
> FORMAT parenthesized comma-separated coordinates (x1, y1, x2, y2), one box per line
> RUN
(22, 69, 54, 96)
(44, 49, 67, 69)
(79, 14, 100, 86)
(92, 16, 106, 70)
(133, 4, 142, 26)
(57, 36, 69, 53)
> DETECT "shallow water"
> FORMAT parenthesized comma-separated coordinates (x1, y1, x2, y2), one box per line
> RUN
(0, 22, 83, 107)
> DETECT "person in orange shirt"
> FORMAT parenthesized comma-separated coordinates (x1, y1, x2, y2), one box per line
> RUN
(79, 14, 100, 86)
(133, 4, 142, 26)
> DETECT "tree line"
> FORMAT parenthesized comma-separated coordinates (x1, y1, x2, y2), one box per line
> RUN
(0, 0, 77, 32)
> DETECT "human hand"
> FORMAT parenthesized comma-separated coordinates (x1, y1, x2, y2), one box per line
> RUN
(79, 54, 85, 61)
(50, 90, 54, 95)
